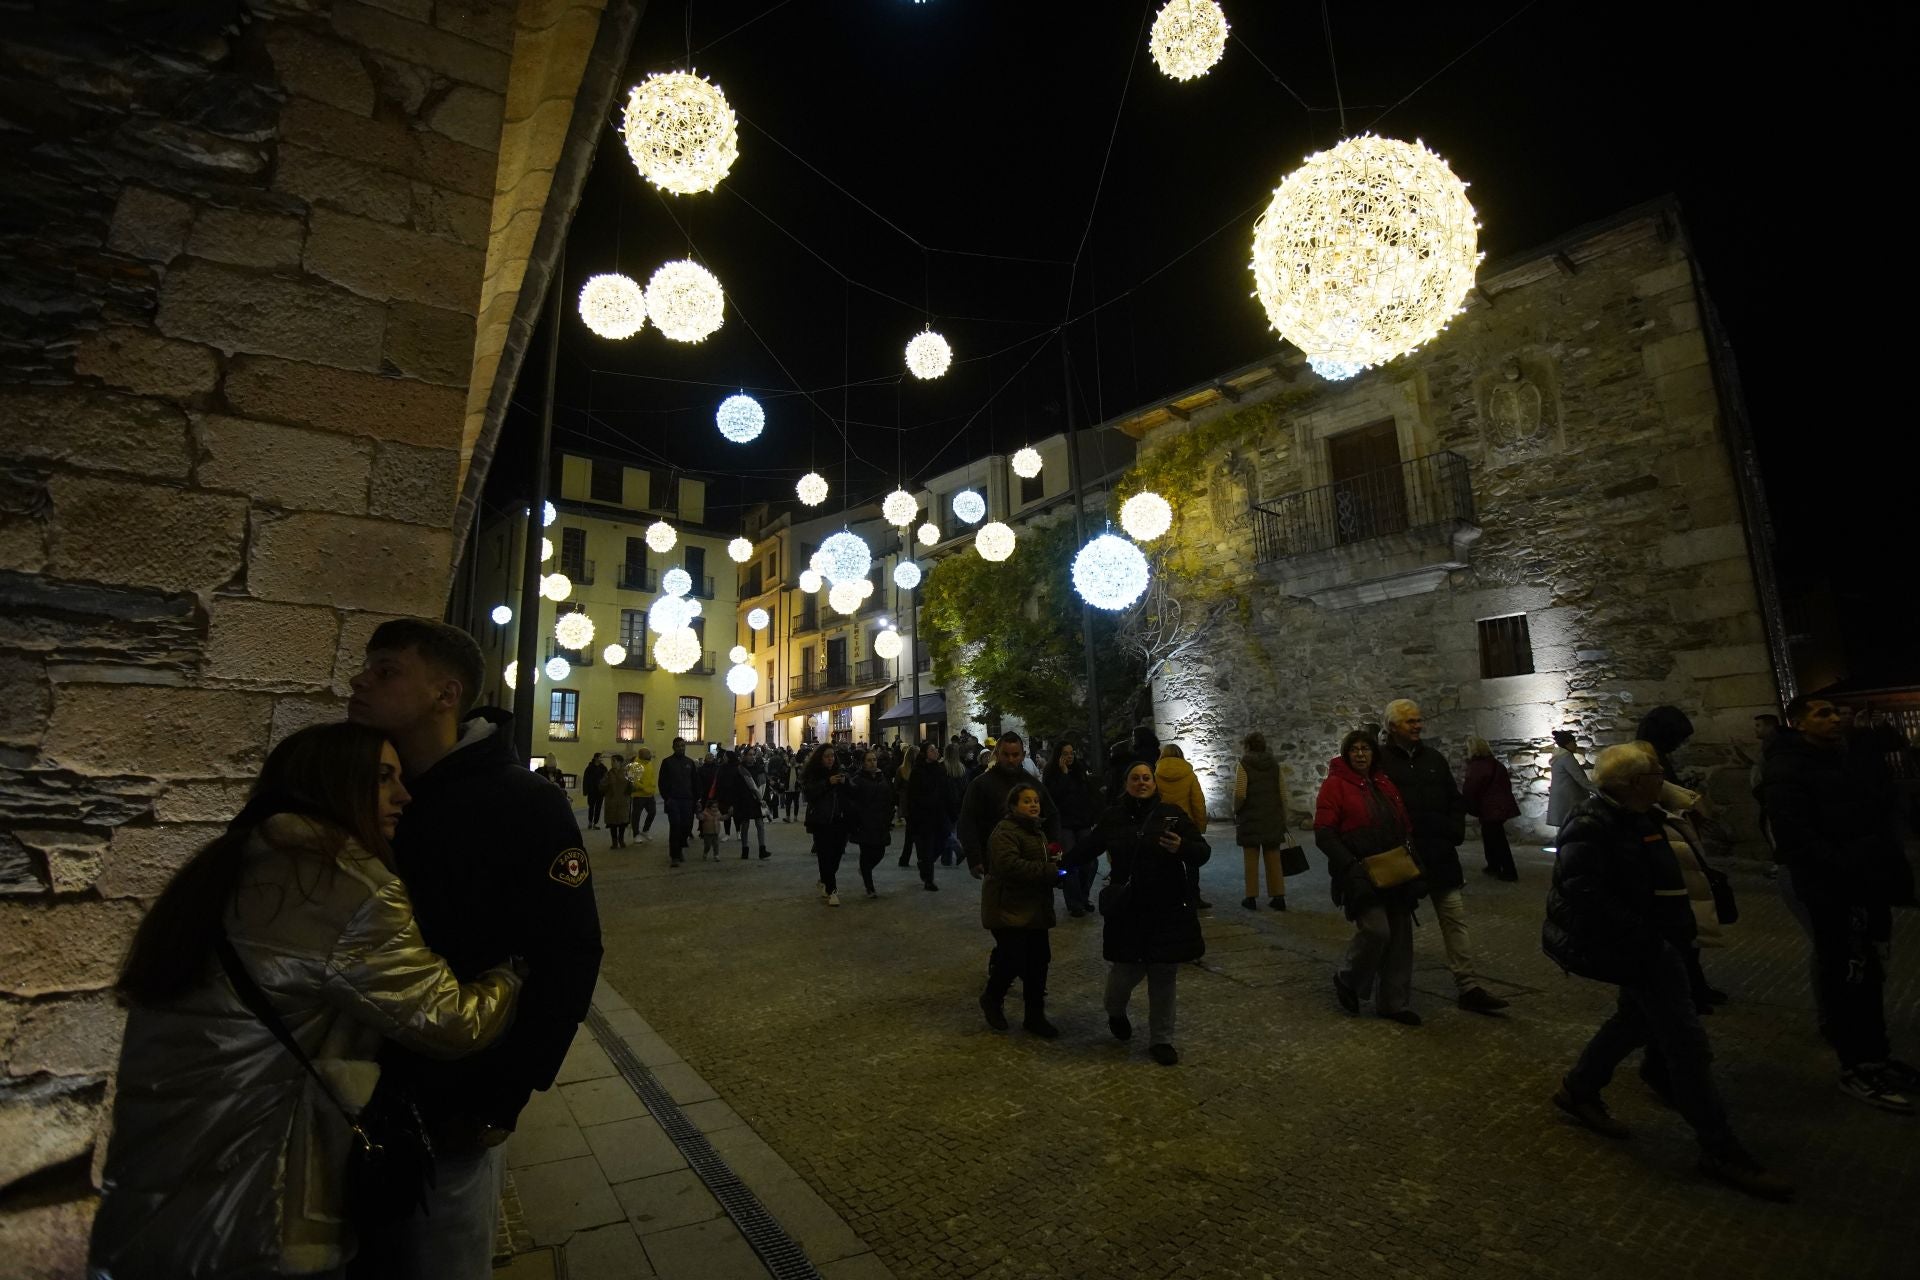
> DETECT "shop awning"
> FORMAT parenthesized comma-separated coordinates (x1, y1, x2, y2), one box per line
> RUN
(875, 691, 946, 724)
(782, 682, 893, 719)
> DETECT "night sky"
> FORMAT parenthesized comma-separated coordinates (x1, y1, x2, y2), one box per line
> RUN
(486, 1, 1901, 684)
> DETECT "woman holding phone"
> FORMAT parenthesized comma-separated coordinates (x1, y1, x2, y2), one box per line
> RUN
(1314, 729, 1425, 1025)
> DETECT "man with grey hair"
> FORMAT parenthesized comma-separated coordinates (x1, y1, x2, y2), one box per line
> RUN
(1543, 743, 1791, 1201)
(1378, 698, 1508, 1014)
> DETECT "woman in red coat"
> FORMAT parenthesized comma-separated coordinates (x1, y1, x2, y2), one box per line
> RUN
(1462, 736, 1522, 882)
(1314, 729, 1425, 1025)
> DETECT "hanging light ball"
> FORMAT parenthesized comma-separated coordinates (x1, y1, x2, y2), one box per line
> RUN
(540, 572, 572, 602)
(503, 660, 521, 689)
(716, 393, 764, 444)
(648, 594, 692, 635)
(798, 568, 824, 594)
(856, 578, 874, 599)
(818, 530, 872, 584)
(828, 580, 864, 615)
(893, 560, 922, 589)
(578, 272, 647, 339)
(728, 644, 750, 665)
(541, 537, 554, 563)
(727, 536, 753, 563)
(882, 489, 917, 526)
(747, 607, 770, 631)
(1010, 447, 1043, 479)
(725, 663, 759, 696)
(490, 604, 512, 625)
(602, 643, 628, 666)
(1119, 491, 1174, 542)
(1308, 354, 1366, 381)
(809, 550, 832, 575)
(544, 655, 572, 682)
(685, 597, 703, 619)
(796, 471, 829, 506)
(1073, 533, 1151, 610)
(975, 521, 1016, 562)
(646, 520, 678, 554)
(917, 521, 940, 547)
(873, 629, 903, 660)
(1149, 0, 1230, 82)
(621, 71, 739, 195)
(904, 327, 953, 379)
(952, 490, 986, 524)
(661, 567, 692, 597)
(1251, 134, 1482, 370)
(542, 501, 556, 527)
(653, 626, 702, 674)
(645, 259, 726, 343)
(554, 611, 595, 649)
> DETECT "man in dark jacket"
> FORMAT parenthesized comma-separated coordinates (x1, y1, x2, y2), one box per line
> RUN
(1545, 743, 1790, 1201)
(1378, 699, 1507, 1014)
(581, 752, 608, 829)
(1763, 697, 1917, 1112)
(657, 736, 697, 865)
(347, 619, 604, 1273)
(958, 732, 1060, 877)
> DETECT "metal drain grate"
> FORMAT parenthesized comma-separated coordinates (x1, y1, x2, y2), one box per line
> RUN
(586, 1008, 823, 1280)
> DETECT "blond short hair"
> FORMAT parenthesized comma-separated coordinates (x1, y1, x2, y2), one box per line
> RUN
(1466, 736, 1492, 759)
(1384, 699, 1420, 727)
(1593, 741, 1660, 791)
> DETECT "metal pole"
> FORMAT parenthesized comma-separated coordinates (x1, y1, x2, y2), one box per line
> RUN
(1061, 335, 1104, 763)
(513, 247, 563, 765)
(907, 530, 921, 746)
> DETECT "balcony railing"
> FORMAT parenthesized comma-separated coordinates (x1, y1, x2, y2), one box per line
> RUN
(559, 558, 595, 586)
(687, 574, 717, 599)
(613, 644, 653, 671)
(546, 644, 593, 669)
(793, 610, 820, 635)
(617, 563, 655, 592)
(1251, 451, 1475, 564)
(787, 657, 892, 699)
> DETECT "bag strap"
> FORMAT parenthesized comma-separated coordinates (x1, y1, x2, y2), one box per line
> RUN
(214, 935, 356, 1123)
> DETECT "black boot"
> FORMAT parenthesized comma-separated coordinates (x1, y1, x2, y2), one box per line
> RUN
(979, 990, 1008, 1031)
(1022, 1006, 1060, 1039)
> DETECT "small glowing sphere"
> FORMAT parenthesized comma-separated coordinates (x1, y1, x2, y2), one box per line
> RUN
(602, 643, 628, 666)
(1073, 533, 1151, 610)
(653, 626, 702, 674)
(645, 259, 726, 343)
(747, 607, 770, 631)
(1149, 0, 1230, 82)
(622, 72, 739, 196)
(873, 629, 903, 660)
(729, 644, 750, 665)
(554, 611, 595, 649)
(726, 663, 759, 696)
(975, 521, 1015, 562)
(727, 536, 753, 563)
(490, 604, 512, 625)
(1308, 354, 1366, 381)
(578, 272, 647, 339)
(503, 660, 519, 689)
(540, 573, 572, 602)
(952, 490, 985, 524)
(882, 489, 917, 526)
(543, 501, 556, 527)
(648, 594, 692, 635)
(798, 568, 824, 593)
(646, 520, 677, 554)
(1120, 491, 1173, 542)
(685, 597, 703, 619)
(819, 530, 871, 584)
(905, 327, 952, 379)
(796, 472, 828, 506)
(917, 522, 940, 546)
(544, 656, 572, 682)
(856, 578, 874, 599)
(541, 537, 554, 563)
(1010, 447, 1043, 479)
(809, 550, 832, 575)
(716, 393, 764, 443)
(661, 567, 692, 597)
(828, 580, 864, 615)
(893, 560, 922, 589)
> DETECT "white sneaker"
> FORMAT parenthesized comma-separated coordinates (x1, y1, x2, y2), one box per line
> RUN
(827, 891, 841, 906)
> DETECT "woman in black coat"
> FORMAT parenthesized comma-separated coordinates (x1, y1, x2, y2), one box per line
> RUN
(848, 749, 897, 898)
(1067, 760, 1210, 1066)
(803, 745, 853, 905)
(904, 741, 956, 891)
(1043, 741, 1101, 918)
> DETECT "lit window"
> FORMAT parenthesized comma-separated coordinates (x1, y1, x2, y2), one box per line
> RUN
(549, 689, 580, 741)
(677, 695, 702, 740)
(616, 692, 642, 742)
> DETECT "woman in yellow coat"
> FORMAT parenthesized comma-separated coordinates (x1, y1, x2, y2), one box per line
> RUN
(1155, 745, 1213, 909)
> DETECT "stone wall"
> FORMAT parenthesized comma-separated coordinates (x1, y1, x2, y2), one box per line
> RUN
(1139, 212, 1779, 848)
(0, 1, 626, 1271)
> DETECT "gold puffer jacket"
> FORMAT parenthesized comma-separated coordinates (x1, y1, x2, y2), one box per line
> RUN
(90, 816, 522, 1279)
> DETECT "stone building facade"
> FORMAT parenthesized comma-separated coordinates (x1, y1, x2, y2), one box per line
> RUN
(1125, 202, 1783, 845)
(0, 2, 638, 1270)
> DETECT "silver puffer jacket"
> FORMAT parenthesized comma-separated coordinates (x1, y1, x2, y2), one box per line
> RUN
(89, 816, 522, 1279)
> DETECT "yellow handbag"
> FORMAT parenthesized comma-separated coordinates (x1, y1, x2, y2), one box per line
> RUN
(1362, 845, 1421, 889)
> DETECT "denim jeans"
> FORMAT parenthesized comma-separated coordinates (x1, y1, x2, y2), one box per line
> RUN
(737, 814, 767, 854)
(1105, 961, 1179, 1044)
(1340, 902, 1414, 1014)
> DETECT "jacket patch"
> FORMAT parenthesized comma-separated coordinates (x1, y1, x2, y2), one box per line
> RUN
(549, 848, 591, 887)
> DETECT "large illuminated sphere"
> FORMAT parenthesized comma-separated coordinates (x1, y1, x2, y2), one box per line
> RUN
(893, 560, 922, 589)
(727, 536, 753, 563)
(716, 393, 764, 443)
(542, 501, 556, 527)
(818, 530, 871, 584)
(645, 260, 726, 343)
(1010, 447, 1043, 479)
(917, 522, 940, 546)
(905, 328, 952, 379)
(503, 660, 525, 689)
(729, 644, 750, 665)
(882, 489, 917, 526)
(648, 594, 692, 635)
(490, 604, 512, 625)
(952, 489, 985, 524)
(1119, 491, 1173, 542)
(653, 626, 702, 674)
(661, 566, 692, 597)
(1308, 354, 1365, 381)
(798, 568, 824, 593)
(544, 656, 572, 682)
(554, 611, 595, 649)
(828, 580, 864, 615)
(1251, 135, 1481, 369)
(975, 521, 1015, 562)
(873, 629, 903, 660)
(578, 272, 647, 339)
(1149, 0, 1230, 82)
(540, 573, 572, 602)
(1073, 533, 1151, 610)
(621, 72, 739, 195)
(747, 607, 770, 631)
(602, 643, 628, 666)
(540, 537, 554, 563)
(646, 520, 678, 554)
(725, 663, 759, 696)
(796, 471, 828, 506)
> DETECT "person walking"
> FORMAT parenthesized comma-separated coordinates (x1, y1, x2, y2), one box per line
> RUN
(850, 749, 897, 897)
(978, 781, 1065, 1038)
(1043, 741, 1101, 918)
(1545, 744, 1793, 1201)
(89, 723, 523, 1280)
(1315, 730, 1424, 1025)
(1378, 699, 1508, 1015)
(1153, 745, 1211, 910)
(957, 733, 1060, 878)
(803, 744, 853, 905)
(602, 756, 631, 848)
(1067, 761, 1211, 1065)
(629, 746, 659, 844)
(1462, 736, 1522, 881)
(728, 751, 772, 860)
(657, 737, 697, 866)
(1546, 730, 1595, 832)
(941, 748, 971, 865)
(903, 742, 954, 891)
(581, 752, 607, 829)
(1232, 732, 1293, 911)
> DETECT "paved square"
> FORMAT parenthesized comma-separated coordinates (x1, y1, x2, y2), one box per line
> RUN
(591, 820, 1917, 1279)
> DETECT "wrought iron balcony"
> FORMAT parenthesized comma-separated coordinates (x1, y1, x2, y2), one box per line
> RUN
(793, 609, 820, 636)
(612, 644, 652, 671)
(545, 644, 593, 669)
(617, 563, 655, 591)
(687, 574, 717, 599)
(788, 658, 891, 699)
(560, 558, 595, 586)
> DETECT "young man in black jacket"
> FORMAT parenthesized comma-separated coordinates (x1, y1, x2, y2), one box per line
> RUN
(957, 732, 1060, 877)
(657, 735, 698, 864)
(347, 620, 603, 1276)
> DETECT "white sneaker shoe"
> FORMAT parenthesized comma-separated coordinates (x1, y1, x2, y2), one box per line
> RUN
(827, 891, 841, 906)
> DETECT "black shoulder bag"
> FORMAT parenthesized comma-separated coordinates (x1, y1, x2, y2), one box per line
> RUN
(215, 936, 436, 1225)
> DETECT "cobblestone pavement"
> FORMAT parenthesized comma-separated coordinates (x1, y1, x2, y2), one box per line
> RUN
(588, 817, 1917, 1280)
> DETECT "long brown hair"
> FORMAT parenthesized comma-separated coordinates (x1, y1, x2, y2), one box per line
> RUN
(117, 722, 396, 1005)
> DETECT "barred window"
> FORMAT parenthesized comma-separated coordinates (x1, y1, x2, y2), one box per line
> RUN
(616, 692, 642, 742)
(1477, 614, 1535, 680)
(548, 689, 579, 741)
(677, 695, 702, 741)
